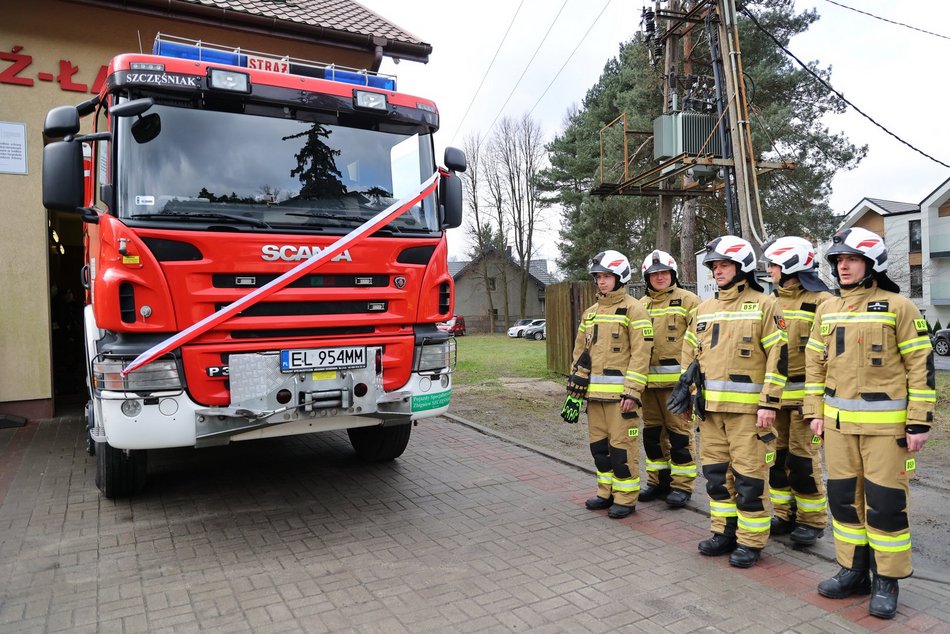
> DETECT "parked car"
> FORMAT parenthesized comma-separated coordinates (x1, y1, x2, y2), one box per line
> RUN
(507, 318, 534, 338)
(934, 328, 950, 356)
(522, 320, 546, 340)
(437, 315, 466, 336)
(509, 318, 544, 338)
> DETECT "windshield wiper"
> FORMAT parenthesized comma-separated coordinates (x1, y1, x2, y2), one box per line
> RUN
(132, 211, 271, 228)
(285, 211, 373, 223)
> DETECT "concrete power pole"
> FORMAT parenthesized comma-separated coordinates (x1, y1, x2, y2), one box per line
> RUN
(655, 0, 680, 253)
(717, 0, 767, 250)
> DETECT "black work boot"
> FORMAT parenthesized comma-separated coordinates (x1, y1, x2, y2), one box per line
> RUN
(607, 503, 635, 519)
(790, 524, 824, 546)
(729, 544, 762, 568)
(770, 515, 795, 535)
(868, 575, 899, 619)
(639, 471, 672, 501)
(698, 533, 737, 556)
(585, 496, 613, 510)
(665, 489, 691, 508)
(817, 567, 871, 599)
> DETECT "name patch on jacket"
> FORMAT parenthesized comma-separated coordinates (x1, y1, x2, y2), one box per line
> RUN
(741, 302, 759, 312)
(867, 301, 889, 312)
(670, 299, 682, 306)
(696, 321, 709, 332)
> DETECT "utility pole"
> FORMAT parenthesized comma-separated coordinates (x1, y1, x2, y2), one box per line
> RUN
(655, 0, 680, 253)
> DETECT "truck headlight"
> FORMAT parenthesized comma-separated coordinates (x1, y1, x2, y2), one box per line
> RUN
(415, 338, 456, 374)
(93, 358, 182, 392)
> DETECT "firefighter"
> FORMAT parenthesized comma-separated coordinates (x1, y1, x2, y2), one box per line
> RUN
(561, 250, 654, 519)
(805, 227, 935, 620)
(678, 236, 787, 568)
(762, 237, 832, 546)
(638, 250, 700, 507)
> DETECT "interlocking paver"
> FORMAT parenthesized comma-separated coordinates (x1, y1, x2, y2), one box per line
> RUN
(2, 413, 950, 632)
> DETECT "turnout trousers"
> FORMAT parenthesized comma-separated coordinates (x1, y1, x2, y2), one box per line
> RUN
(588, 400, 641, 506)
(641, 387, 697, 492)
(824, 426, 914, 579)
(700, 411, 775, 549)
(769, 407, 828, 528)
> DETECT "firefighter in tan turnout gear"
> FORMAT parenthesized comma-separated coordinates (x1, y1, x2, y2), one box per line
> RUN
(805, 227, 935, 620)
(672, 236, 788, 568)
(762, 237, 831, 546)
(562, 250, 654, 519)
(638, 250, 699, 508)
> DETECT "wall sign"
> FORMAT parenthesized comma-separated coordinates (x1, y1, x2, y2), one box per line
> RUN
(2, 44, 107, 94)
(0, 121, 27, 175)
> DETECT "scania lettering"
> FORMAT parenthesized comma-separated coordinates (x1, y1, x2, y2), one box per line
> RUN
(261, 245, 354, 262)
(42, 34, 466, 498)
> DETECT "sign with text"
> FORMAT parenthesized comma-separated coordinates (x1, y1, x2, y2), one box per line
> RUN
(0, 121, 26, 175)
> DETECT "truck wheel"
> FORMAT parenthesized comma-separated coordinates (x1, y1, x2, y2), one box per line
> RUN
(347, 423, 412, 462)
(95, 441, 147, 499)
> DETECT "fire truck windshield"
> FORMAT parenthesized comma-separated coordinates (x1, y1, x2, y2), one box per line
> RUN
(115, 102, 439, 235)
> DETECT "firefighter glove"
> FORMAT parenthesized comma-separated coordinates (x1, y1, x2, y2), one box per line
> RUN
(561, 395, 584, 424)
(667, 377, 692, 415)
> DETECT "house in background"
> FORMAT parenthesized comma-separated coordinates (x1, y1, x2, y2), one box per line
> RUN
(449, 248, 555, 333)
(836, 189, 950, 327)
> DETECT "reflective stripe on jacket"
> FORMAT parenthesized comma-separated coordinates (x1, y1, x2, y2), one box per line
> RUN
(640, 285, 699, 388)
(573, 287, 654, 402)
(681, 281, 787, 414)
(803, 282, 935, 434)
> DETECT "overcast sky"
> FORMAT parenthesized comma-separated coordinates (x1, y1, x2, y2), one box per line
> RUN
(358, 0, 950, 263)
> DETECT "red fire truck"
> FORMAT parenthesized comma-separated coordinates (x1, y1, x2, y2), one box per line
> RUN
(42, 35, 465, 498)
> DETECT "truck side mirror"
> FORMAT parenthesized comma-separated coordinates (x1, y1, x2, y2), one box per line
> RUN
(440, 172, 463, 229)
(43, 140, 84, 213)
(444, 146, 467, 173)
(44, 106, 81, 139)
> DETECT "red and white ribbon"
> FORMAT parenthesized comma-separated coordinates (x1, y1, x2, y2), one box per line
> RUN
(121, 171, 441, 376)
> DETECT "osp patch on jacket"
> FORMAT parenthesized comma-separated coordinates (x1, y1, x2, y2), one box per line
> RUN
(914, 318, 928, 334)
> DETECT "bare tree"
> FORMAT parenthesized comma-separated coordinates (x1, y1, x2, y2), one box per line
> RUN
(461, 133, 498, 332)
(483, 141, 513, 327)
(491, 114, 546, 317)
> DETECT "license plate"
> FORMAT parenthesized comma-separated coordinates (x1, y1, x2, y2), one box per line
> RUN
(280, 347, 366, 372)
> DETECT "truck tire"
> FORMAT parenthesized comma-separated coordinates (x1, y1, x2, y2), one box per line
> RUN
(95, 441, 147, 499)
(347, 423, 412, 462)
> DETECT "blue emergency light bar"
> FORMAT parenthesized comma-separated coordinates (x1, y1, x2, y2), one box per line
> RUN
(152, 34, 396, 92)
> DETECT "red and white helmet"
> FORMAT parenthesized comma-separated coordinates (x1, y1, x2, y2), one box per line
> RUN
(702, 235, 757, 273)
(589, 250, 632, 284)
(762, 236, 817, 275)
(825, 227, 888, 273)
(641, 250, 678, 281)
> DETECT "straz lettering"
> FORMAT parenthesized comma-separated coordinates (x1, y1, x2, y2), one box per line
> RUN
(261, 245, 353, 262)
(248, 57, 289, 73)
(125, 72, 201, 87)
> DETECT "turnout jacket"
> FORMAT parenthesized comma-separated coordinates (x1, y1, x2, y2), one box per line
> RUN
(640, 284, 700, 388)
(772, 282, 834, 408)
(572, 287, 654, 403)
(803, 281, 935, 434)
(681, 281, 788, 414)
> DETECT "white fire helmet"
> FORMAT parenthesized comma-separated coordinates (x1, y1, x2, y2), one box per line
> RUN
(825, 227, 888, 273)
(589, 250, 632, 284)
(702, 235, 757, 273)
(641, 250, 678, 281)
(762, 236, 817, 275)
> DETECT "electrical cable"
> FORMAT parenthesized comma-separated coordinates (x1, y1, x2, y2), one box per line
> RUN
(741, 8, 950, 170)
(448, 0, 527, 145)
(483, 0, 571, 138)
(821, 0, 950, 42)
(527, 0, 613, 118)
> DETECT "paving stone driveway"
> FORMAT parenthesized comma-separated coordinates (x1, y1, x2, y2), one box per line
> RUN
(1, 413, 948, 632)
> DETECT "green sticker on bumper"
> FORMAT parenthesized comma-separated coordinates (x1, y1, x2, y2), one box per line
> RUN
(412, 390, 452, 412)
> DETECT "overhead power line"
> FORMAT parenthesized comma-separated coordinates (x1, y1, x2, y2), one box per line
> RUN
(741, 8, 950, 170)
(527, 1, 613, 118)
(822, 0, 950, 41)
(483, 0, 572, 138)
(449, 0, 527, 145)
